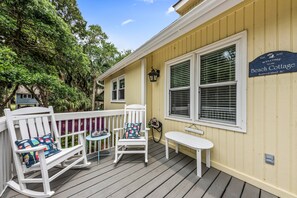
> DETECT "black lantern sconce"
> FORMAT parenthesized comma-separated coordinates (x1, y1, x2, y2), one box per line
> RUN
(148, 67, 160, 82)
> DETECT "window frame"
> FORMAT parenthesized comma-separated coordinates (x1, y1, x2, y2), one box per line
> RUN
(168, 60, 191, 118)
(165, 31, 247, 133)
(197, 44, 237, 125)
(165, 54, 195, 121)
(110, 75, 126, 103)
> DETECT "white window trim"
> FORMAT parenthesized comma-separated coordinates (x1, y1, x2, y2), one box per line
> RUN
(111, 75, 126, 103)
(165, 31, 247, 133)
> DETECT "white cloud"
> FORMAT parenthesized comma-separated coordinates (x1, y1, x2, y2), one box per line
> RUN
(142, 0, 155, 3)
(166, 6, 175, 15)
(121, 19, 134, 26)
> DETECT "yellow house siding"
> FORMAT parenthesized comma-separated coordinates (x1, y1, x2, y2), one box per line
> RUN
(104, 60, 142, 109)
(103, 0, 296, 196)
(145, 0, 297, 197)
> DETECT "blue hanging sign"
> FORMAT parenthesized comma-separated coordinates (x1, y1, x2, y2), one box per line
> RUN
(249, 51, 297, 77)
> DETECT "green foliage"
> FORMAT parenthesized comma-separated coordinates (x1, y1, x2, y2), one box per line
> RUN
(0, 47, 25, 84)
(51, 0, 87, 38)
(82, 25, 132, 110)
(0, 0, 132, 113)
(0, 0, 90, 111)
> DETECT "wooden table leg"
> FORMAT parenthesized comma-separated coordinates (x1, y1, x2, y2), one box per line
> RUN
(175, 143, 178, 153)
(165, 138, 169, 159)
(196, 149, 202, 177)
(206, 149, 211, 168)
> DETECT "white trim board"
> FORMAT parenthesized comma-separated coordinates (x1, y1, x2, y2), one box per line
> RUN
(141, 58, 146, 105)
(98, 0, 244, 81)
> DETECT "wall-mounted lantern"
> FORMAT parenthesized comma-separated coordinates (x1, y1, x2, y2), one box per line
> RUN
(148, 67, 160, 82)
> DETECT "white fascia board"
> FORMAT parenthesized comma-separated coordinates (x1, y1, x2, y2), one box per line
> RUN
(98, 0, 243, 81)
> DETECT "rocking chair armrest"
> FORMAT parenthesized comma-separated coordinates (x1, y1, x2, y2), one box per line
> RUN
(113, 128, 124, 133)
(16, 145, 47, 154)
(141, 128, 151, 132)
(58, 130, 86, 138)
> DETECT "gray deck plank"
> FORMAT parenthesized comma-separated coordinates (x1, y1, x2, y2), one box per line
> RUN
(184, 168, 220, 198)
(222, 177, 245, 198)
(88, 151, 179, 197)
(52, 142, 163, 192)
(53, 144, 165, 197)
(54, 140, 159, 186)
(126, 157, 193, 198)
(3, 168, 79, 198)
(146, 160, 197, 198)
(203, 172, 232, 198)
(165, 165, 208, 198)
(261, 190, 279, 198)
(68, 147, 174, 197)
(5, 142, 162, 198)
(241, 183, 260, 198)
(2, 141, 278, 198)
(107, 154, 187, 198)
(36, 144, 164, 197)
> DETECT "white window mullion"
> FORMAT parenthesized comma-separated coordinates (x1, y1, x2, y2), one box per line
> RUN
(235, 41, 241, 126)
(190, 56, 195, 121)
(196, 55, 201, 121)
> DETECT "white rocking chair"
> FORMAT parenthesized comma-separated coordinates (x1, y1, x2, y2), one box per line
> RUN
(114, 104, 149, 164)
(4, 106, 91, 197)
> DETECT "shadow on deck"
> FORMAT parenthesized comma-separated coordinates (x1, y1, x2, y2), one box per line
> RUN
(3, 141, 278, 198)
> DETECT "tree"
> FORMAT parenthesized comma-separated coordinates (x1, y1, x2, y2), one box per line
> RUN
(82, 25, 122, 110)
(50, 0, 87, 38)
(0, 0, 90, 112)
(0, 0, 132, 114)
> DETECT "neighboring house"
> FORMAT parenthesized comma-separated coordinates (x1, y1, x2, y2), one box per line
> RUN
(98, 0, 297, 198)
(15, 86, 39, 108)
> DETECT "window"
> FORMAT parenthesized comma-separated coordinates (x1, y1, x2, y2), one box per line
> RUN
(111, 75, 125, 102)
(112, 81, 117, 100)
(119, 78, 125, 100)
(199, 45, 236, 124)
(166, 31, 247, 132)
(169, 60, 190, 117)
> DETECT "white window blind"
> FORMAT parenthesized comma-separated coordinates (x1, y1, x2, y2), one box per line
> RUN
(169, 60, 190, 117)
(199, 45, 237, 124)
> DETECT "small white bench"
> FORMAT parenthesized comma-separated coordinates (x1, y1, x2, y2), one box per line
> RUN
(165, 131, 214, 177)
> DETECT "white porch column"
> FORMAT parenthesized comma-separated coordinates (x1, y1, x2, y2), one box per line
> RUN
(141, 58, 146, 105)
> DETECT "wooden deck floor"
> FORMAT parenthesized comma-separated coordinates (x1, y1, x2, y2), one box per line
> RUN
(3, 141, 278, 198)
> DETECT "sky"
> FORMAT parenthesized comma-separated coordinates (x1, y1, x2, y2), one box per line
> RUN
(77, 0, 179, 51)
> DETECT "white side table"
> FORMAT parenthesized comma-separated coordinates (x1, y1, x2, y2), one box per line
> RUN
(86, 133, 111, 163)
(165, 131, 214, 177)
